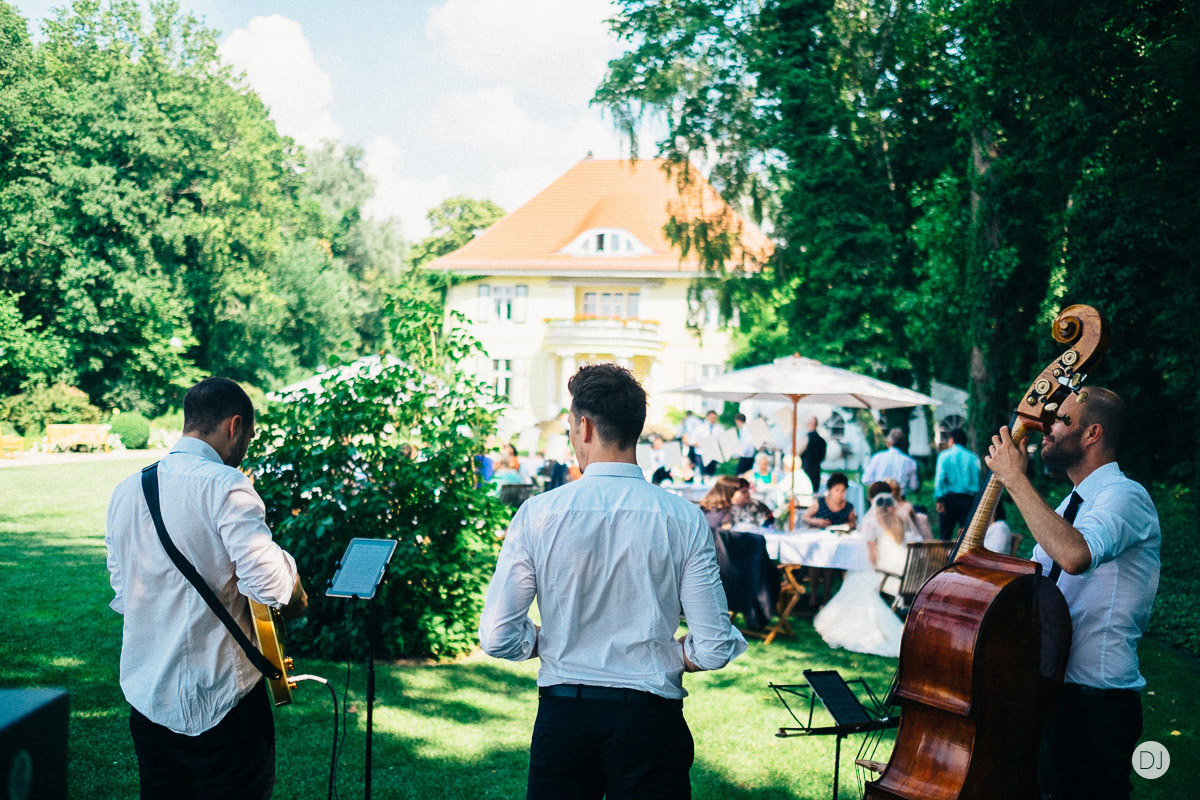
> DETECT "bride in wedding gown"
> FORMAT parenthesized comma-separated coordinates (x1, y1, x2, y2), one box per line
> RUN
(813, 483, 919, 658)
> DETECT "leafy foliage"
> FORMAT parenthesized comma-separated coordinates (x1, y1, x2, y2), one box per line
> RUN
(0, 2, 407, 412)
(598, 0, 1200, 481)
(0, 383, 101, 434)
(409, 196, 504, 267)
(244, 302, 510, 659)
(108, 411, 150, 449)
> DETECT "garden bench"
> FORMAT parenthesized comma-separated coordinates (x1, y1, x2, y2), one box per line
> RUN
(0, 434, 24, 458)
(45, 423, 112, 452)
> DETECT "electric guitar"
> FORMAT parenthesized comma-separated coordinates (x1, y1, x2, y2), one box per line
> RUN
(248, 599, 295, 706)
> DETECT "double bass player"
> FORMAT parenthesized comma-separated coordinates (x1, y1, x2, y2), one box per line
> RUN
(986, 387, 1160, 800)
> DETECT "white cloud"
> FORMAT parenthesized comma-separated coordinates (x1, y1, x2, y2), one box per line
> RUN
(427, 0, 621, 104)
(362, 136, 454, 239)
(218, 15, 343, 149)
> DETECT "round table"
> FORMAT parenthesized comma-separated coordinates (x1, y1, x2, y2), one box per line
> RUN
(744, 526, 873, 572)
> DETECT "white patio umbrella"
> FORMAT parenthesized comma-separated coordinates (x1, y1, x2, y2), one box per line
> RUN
(670, 355, 939, 528)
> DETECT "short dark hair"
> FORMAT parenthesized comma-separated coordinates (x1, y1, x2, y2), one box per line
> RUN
(735, 413, 746, 423)
(886, 428, 908, 450)
(827, 472, 849, 489)
(949, 428, 968, 446)
(1078, 387, 1125, 453)
(567, 364, 647, 450)
(183, 377, 254, 435)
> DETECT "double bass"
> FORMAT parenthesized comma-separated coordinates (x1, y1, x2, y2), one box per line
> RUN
(864, 305, 1109, 800)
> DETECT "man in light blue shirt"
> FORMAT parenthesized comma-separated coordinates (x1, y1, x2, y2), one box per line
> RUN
(987, 387, 1159, 800)
(861, 428, 919, 494)
(933, 428, 982, 539)
(479, 364, 746, 799)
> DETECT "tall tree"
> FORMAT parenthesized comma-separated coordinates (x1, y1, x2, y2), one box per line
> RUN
(409, 196, 504, 267)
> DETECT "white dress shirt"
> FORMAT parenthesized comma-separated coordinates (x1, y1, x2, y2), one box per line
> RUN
(861, 447, 919, 493)
(105, 437, 298, 734)
(1032, 462, 1160, 690)
(478, 461, 747, 699)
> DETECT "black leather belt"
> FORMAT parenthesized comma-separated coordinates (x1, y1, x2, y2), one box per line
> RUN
(1062, 682, 1138, 698)
(539, 684, 680, 706)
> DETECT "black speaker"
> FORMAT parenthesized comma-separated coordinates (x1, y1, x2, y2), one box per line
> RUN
(0, 689, 68, 800)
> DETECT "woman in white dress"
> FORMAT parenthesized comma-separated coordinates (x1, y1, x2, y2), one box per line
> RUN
(813, 482, 914, 658)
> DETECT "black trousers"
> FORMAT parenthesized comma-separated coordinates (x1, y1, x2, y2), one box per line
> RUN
(527, 692, 694, 799)
(802, 465, 821, 495)
(1039, 684, 1142, 800)
(129, 679, 275, 800)
(938, 492, 974, 539)
(736, 456, 755, 476)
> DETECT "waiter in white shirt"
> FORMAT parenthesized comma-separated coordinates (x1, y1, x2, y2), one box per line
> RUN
(479, 364, 747, 799)
(106, 377, 307, 800)
(986, 387, 1159, 800)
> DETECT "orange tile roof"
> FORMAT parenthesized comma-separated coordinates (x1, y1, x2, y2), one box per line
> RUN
(426, 158, 772, 274)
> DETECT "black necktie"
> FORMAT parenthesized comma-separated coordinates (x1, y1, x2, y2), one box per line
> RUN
(1047, 491, 1083, 583)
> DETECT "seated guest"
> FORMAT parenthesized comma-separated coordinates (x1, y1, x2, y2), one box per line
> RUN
(884, 478, 933, 540)
(729, 479, 774, 528)
(802, 471, 857, 529)
(779, 454, 815, 496)
(492, 443, 523, 484)
(644, 434, 672, 485)
(698, 475, 742, 531)
(984, 500, 1017, 554)
(742, 451, 779, 491)
(669, 456, 698, 484)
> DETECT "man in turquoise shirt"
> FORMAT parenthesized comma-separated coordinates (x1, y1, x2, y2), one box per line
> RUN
(934, 428, 982, 539)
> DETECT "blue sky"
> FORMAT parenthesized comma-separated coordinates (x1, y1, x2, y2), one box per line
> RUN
(13, 0, 642, 237)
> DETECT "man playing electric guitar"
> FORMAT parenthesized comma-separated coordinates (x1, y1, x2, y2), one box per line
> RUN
(106, 377, 308, 800)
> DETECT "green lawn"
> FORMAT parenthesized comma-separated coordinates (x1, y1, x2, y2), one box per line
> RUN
(1, 458, 1195, 798)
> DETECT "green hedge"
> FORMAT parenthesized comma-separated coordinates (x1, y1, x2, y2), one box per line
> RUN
(1147, 483, 1199, 657)
(109, 412, 151, 450)
(0, 384, 101, 435)
(244, 356, 510, 660)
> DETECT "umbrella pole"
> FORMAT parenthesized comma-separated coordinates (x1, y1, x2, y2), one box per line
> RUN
(789, 396, 799, 531)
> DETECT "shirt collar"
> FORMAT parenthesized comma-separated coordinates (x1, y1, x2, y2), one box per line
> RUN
(1074, 460, 1122, 496)
(169, 436, 224, 465)
(582, 462, 646, 480)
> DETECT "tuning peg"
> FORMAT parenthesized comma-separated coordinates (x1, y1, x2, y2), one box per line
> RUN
(283, 657, 294, 670)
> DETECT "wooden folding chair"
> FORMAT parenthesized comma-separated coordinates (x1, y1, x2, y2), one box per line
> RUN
(763, 564, 807, 645)
(881, 541, 954, 613)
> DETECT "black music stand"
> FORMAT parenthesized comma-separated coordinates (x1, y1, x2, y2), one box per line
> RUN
(328, 538, 398, 800)
(770, 670, 898, 800)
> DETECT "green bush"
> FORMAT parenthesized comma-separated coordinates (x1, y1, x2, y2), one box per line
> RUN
(245, 305, 511, 660)
(109, 412, 152, 450)
(0, 384, 101, 435)
(1148, 483, 1199, 657)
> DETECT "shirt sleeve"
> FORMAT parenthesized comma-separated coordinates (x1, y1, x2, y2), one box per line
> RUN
(105, 487, 125, 615)
(1074, 485, 1159, 576)
(478, 506, 539, 660)
(216, 475, 298, 607)
(933, 453, 948, 497)
(679, 512, 748, 670)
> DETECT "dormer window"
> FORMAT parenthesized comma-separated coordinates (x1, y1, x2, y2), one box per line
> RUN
(561, 227, 651, 257)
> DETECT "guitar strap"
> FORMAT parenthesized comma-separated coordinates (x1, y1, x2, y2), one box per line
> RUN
(140, 462, 282, 681)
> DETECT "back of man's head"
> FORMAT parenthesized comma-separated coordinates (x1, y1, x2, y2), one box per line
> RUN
(949, 428, 968, 446)
(183, 377, 254, 435)
(567, 364, 647, 450)
(887, 428, 907, 450)
(1078, 386, 1125, 455)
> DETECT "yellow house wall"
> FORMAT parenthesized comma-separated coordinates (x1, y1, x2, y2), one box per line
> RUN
(444, 274, 735, 437)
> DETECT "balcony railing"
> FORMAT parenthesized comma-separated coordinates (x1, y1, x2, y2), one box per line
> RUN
(542, 317, 664, 355)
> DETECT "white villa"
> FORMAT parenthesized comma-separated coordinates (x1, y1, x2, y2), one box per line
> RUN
(427, 157, 772, 438)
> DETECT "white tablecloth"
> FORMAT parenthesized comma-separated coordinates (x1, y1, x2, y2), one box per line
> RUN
(745, 526, 873, 571)
(658, 482, 713, 503)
